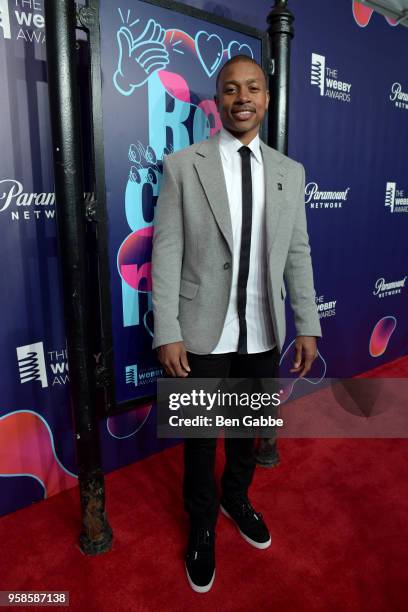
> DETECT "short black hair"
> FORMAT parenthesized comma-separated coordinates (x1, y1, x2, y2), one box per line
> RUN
(215, 55, 266, 92)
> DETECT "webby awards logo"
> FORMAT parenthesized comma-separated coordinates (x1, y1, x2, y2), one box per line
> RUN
(16, 341, 69, 388)
(305, 181, 350, 210)
(0, 0, 45, 44)
(16, 342, 48, 388)
(311, 53, 352, 103)
(0, 0, 11, 39)
(385, 182, 408, 214)
(315, 295, 337, 319)
(125, 363, 163, 387)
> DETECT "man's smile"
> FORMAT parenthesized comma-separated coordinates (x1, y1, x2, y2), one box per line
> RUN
(231, 108, 255, 121)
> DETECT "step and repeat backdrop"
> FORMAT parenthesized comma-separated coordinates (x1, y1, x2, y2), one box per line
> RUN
(0, 0, 407, 516)
(286, 0, 408, 385)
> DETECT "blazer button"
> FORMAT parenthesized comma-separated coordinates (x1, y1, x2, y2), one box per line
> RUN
(223, 262, 230, 270)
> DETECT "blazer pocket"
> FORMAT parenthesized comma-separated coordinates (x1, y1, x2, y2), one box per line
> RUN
(179, 278, 199, 300)
(281, 284, 287, 300)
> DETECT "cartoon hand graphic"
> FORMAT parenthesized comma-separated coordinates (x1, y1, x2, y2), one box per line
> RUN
(113, 18, 169, 95)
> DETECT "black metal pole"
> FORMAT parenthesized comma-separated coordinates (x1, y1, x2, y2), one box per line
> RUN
(256, 0, 294, 467)
(44, 0, 112, 554)
(266, 0, 294, 154)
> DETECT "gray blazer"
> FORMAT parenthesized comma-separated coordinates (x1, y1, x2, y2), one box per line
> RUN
(151, 133, 322, 354)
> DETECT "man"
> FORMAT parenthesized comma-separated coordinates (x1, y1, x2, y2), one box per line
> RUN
(152, 55, 321, 593)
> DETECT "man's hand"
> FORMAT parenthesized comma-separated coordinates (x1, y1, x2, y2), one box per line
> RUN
(157, 341, 191, 377)
(290, 336, 318, 378)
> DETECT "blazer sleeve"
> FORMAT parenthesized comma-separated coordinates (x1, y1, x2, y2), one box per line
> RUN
(151, 156, 184, 349)
(283, 163, 322, 338)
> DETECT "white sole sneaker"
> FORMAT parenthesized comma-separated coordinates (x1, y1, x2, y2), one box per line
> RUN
(185, 564, 215, 593)
(220, 505, 272, 549)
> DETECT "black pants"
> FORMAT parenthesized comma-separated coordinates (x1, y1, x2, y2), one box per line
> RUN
(183, 348, 280, 529)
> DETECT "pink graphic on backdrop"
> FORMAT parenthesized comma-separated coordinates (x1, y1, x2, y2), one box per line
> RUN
(158, 71, 222, 135)
(164, 28, 197, 54)
(353, 1, 398, 27)
(0, 411, 77, 498)
(118, 226, 153, 291)
(159, 71, 191, 103)
(198, 99, 222, 136)
(369, 316, 397, 357)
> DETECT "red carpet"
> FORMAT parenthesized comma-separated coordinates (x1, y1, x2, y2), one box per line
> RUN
(0, 357, 407, 611)
(356, 353, 408, 378)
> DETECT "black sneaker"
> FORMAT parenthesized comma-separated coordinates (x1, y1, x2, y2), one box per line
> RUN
(220, 497, 271, 549)
(185, 527, 216, 593)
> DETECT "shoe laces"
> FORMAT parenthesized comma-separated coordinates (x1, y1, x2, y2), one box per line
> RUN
(196, 528, 213, 547)
(190, 529, 214, 560)
(237, 499, 262, 521)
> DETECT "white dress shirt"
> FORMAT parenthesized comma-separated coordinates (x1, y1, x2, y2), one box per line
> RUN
(211, 128, 276, 354)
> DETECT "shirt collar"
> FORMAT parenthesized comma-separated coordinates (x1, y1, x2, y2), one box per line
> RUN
(219, 127, 262, 165)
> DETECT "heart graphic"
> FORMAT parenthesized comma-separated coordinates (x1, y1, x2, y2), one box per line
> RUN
(195, 31, 224, 77)
(107, 403, 153, 439)
(228, 41, 254, 60)
(278, 338, 327, 403)
(143, 309, 154, 338)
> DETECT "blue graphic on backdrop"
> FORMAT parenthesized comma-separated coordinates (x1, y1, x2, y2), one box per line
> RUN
(113, 11, 254, 95)
(227, 40, 254, 60)
(195, 31, 223, 76)
(114, 17, 169, 93)
(100, 1, 260, 404)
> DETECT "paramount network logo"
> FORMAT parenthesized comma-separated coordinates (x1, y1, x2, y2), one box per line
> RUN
(0, 179, 94, 222)
(305, 182, 350, 210)
(385, 182, 408, 213)
(311, 53, 352, 103)
(16, 342, 48, 388)
(0, 0, 45, 44)
(373, 276, 406, 298)
(390, 83, 408, 111)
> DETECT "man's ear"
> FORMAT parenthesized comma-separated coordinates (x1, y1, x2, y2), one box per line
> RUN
(265, 90, 270, 109)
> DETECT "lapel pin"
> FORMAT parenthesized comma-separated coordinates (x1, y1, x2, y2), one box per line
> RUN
(277, 183, 283, 190)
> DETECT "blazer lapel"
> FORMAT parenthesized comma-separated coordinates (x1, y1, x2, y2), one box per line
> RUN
(193, 136, 288, 257)
(193, 135, 233, 255)
(260, 141, 288, 257)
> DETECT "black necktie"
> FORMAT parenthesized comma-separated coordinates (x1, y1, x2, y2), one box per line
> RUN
(237, 146, 253, 354)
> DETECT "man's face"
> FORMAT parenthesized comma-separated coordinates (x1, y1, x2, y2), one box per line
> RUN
(215, 60, 270, 144)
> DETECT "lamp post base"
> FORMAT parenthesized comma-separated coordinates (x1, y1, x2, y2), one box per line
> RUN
(255, 438, 281, 468)
(78, 473, 113, 555)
